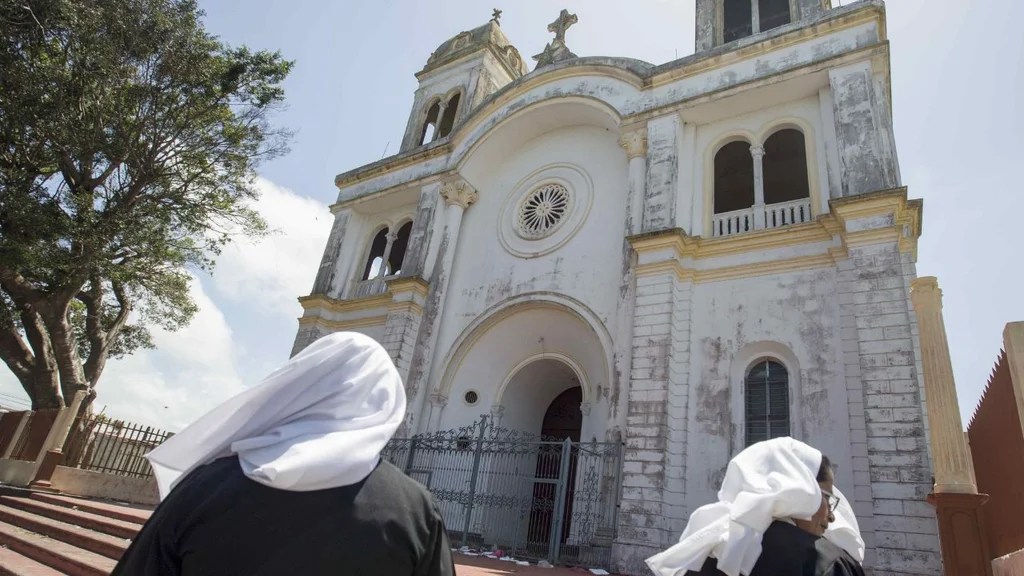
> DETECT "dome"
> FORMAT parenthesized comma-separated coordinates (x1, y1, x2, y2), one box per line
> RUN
(422, 21, 528, 78)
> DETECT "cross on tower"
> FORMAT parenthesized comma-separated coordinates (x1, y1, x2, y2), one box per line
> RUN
(491, 8, 502, 24)
(547, 9, 578, 44)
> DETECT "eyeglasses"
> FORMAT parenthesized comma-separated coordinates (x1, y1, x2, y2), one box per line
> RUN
(821, 490, 841, 513)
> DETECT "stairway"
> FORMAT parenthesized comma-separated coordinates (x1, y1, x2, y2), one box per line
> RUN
(0, 488, 150, 575)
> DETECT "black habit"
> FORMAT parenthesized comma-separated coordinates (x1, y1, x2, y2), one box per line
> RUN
(687, 520, 866, 576)
(113, 457, 454, 576)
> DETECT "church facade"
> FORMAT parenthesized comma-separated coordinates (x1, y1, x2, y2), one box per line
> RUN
(295, 1, 941, 574)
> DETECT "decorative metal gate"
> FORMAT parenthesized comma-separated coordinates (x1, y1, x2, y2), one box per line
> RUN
(381, 415, 622, 568)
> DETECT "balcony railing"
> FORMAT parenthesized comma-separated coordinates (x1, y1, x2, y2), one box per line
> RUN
(350, 275, 393, 299)
(765, 198, 812, 229)
(712, 198, 812, 238)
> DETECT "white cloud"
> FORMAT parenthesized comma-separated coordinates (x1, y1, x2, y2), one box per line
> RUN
(0, 273, 244, 432)
(211, 177, 332, 316)
(91, 272, 246, 431)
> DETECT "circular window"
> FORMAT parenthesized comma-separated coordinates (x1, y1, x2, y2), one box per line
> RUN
(498, 164, 593, 259)
(463, 390, 479, 405)
(517, 183, 571, 239)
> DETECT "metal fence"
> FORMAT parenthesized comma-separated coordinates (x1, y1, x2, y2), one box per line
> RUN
(62, 416, 172, 479)
(381, 416, 622, 569)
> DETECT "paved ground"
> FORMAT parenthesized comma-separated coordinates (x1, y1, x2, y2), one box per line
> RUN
(454, 554, 619, 575)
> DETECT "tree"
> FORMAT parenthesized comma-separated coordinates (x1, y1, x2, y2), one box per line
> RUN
(0, 0, 293, 409)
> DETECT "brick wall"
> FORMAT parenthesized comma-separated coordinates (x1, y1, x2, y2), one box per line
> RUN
(968, 351, 1024, 559)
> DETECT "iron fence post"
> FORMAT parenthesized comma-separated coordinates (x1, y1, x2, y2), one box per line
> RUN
(461, 415, 488, 545)
(405, 437, 418, 474)
(548, 437, 573, 563)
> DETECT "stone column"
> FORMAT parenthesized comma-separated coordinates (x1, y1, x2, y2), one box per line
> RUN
(431, 102, 448, 142)
(619, 129, 648, 235)
(910, 276, 993, 576)
(405, 178, 478, 435)
(750, 0, 761, 34)
(375, 230, 399, 279)
(750, 145, 767, 230)
(489, 405, 506, 428)
(1004, 322, 1024, 444)
(909, 277, 975, 493)
(425, 393, 448, 433)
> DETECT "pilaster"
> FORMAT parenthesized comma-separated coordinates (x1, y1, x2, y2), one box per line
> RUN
(613, 229, 693, 576)
(643, 114, 679, 232)
(619, 129, 648, 236)
(831, 191, 941, 575)
(402, 183, 443, 278)
(828, 62, 900, 197)
(381, 277, 430, 381)
(405, 177, 478, 435)
(310, 209, 352, 298)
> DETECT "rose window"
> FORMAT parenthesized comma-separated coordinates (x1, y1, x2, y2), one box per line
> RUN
(517, 183, 571, 239)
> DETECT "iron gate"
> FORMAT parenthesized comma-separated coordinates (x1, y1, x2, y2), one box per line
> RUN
(381, 415, 622, 568)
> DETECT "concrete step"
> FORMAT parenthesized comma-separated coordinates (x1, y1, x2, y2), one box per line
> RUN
(0, 502, 129, 560)
(29, 492, 150, 525)
(0, 546, 65, 576)
(0, 495, 139, 539)
(0, 520, 116, 576)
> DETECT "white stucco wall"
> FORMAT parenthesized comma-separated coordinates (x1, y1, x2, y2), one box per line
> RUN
(428, 122, 628, 436)
(683, 265, 854, 511)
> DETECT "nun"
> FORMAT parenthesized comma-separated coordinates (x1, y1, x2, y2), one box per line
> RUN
(112, 332, 454, 576)
(646, 437, 866, 576)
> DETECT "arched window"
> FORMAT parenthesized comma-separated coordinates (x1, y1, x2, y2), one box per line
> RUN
(714, 140, 755, 214)
(759, 0, 792, 33)
(388, 221, 414, 276)
(724, 0, 753, 43)
(744, 359, 790, 447)
(762, 128, 809, 205)
(437, 93, 460, 139)
(361, 228, 389, 280)
(419, 102, 441, 145)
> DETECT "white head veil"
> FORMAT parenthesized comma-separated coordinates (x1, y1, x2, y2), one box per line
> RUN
(825, 486, 865, 563)
(145, 332, 406, 498)
(646, 437, 864, 576)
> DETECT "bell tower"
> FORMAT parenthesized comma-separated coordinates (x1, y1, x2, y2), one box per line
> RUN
(399, 14, 528, 153)
(695, 0, 832, 52)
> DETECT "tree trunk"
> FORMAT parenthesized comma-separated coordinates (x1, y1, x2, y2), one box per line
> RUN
(20, 309, 63, 409)
(45, 308, 89, 406)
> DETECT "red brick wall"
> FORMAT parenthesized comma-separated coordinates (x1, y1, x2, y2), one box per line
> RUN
(0, 411, 26, 455)
(12, 410, 59, 461)
(968, 351, 1024, 559)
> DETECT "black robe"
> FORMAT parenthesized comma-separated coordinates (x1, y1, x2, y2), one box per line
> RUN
(113, 457, 454, 576)
(687, 521, 866, 576)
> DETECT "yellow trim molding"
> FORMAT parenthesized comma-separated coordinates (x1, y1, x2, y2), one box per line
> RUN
(630, 187, 921, 283)
(298, 293, 391, 314)
(298, 316, 388, 331)
(386, 276, 431, 297)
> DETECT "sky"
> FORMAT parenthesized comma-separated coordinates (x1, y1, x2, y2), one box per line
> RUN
(1, 0, 1022, 432)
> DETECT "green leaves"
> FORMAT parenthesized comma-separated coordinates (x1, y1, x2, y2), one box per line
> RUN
(0, 0, 292, 407)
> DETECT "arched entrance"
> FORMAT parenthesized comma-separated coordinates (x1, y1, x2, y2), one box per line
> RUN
(541, 386, 583, 441)
(529, 386, 583, 550)
(496, 357, 586, 437)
